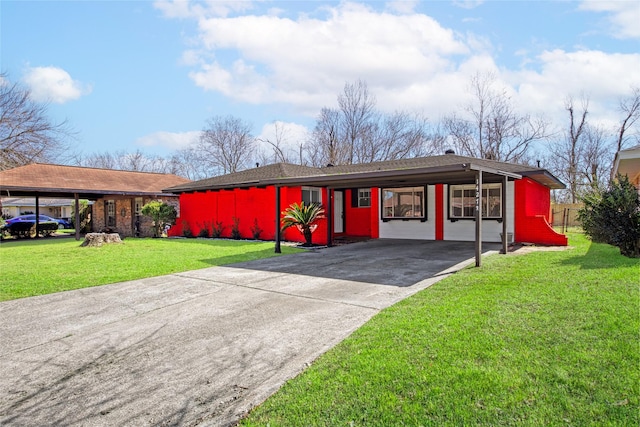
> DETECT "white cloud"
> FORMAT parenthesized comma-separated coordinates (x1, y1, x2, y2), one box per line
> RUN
(508, 49, 640, 129)
(153, 0, 255, 19)
(160, 1, 639, 140)
(385, 0, 419, 14)
(22, 66, 91, 104)
(174, 2, 469, 114)
(579, 0, 640, 39)
(452, 0, 484, 10)
(136, 130, 201, 150)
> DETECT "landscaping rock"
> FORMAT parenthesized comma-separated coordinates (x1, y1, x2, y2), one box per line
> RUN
(81, 232, 123, 247)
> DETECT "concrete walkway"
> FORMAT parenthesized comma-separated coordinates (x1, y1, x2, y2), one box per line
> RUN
(0, 240, 499, 426)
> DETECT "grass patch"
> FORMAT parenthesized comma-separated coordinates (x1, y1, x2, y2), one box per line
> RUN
(242, 234, 639, 426)
(0, 237, 300, 301)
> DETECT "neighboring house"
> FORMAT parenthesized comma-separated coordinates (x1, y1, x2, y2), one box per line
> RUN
(0, 163, 190, 238)
(164, 153, 568, 246)
(1, 197, 79, 219)
(612, 145, 640, 194)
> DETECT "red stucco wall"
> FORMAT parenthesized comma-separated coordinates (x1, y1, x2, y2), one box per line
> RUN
(171, 186, 330, 245)
(343, 189, 372, 237)
(514, 178, 567, 245)
(172, 180, 566, 246)
(435, 184, 444, 240)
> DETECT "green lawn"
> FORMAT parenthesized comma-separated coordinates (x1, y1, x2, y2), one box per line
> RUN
(242, 234, 639, 426)
(0, 237, 300, 301)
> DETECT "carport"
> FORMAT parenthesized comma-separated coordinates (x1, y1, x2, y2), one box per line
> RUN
(0, 163, 188, 239)
(272, 161, 522, 267)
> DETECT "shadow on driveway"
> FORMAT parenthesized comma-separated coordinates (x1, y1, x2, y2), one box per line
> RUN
(227, 239, 503, 287)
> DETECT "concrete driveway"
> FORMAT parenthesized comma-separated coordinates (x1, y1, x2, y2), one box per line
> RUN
(0, 239, 499, 426)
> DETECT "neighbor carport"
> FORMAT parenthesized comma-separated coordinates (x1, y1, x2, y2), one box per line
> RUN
(0, 163, 188, 239)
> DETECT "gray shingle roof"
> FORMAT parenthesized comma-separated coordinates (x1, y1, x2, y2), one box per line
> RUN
(165, 154, 564, 192)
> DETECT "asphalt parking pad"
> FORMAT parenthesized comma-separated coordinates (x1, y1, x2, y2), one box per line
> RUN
(0, 239, 499, 426)
(227, 239, 502, 287)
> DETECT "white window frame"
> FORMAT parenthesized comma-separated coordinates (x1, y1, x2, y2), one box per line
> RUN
(449, 183, 502, 219)
(358, 188, 371, 207)
(106, 200, 116, 227)
(381, 186, 426, 220)
(134, 197, 143, 216)
(301, 187, 322, 205)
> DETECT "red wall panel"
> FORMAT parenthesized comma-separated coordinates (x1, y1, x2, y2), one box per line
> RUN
(514, 178, 567, 245)
(344, 189, 372, 237)
(435, 184, 444, 240)
(172, 186, 329, 245)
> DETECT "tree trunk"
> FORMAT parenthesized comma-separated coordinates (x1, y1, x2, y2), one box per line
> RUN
(302, 227, 313, 246)
(81, 232, 123, 247)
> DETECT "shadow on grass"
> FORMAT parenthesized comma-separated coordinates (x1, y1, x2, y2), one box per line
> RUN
(198, 247, 287, 266)
(559, 239, 638, 270)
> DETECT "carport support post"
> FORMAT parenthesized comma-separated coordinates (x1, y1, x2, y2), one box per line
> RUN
(326, 187, 332, 247)
(274, 186, 281, 253)
(74, 193, 81, 241)
(501, 176, 508, 254)
(35, 196, 40, 239)
(475, 170, 482, 267)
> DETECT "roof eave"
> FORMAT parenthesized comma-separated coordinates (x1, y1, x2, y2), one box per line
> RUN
(520, 170, 566, 190)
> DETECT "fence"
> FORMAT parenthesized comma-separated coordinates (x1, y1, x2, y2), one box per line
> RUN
(551, 203, 583, 231)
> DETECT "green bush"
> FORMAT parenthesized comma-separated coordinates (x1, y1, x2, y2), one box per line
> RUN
(211, 221, 224, 238)
(182, 220, 193, 238)
(141, 201, 177, 238)
(231, 217, 241, 240)
(250, 218, 262, 240)
(197, 221, 211, 238)
(579, 174, 640, 258)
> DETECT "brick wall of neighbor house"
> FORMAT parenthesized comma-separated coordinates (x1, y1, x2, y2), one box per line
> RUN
(514, 178, 568, 246)
(93, 196, 179, 238)
(172, 186, 330, 245)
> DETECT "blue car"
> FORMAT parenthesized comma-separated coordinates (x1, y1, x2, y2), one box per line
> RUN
(4, 214, 72, 229)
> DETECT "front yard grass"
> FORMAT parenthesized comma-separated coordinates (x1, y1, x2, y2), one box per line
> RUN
(242, 233, 639, 426)
(0, 237, 300, 301)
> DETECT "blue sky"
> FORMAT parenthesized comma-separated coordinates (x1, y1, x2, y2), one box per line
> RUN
(2, 1, 639, 160)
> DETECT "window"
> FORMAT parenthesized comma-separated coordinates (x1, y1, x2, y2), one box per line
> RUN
(382, 187, 425, 219)
(358, 188, 371, 207)
(449, 184, 502, 219)
(106, 200, 116, 227)
(134, 197, 143, 216)
(302, 187, 322, 205)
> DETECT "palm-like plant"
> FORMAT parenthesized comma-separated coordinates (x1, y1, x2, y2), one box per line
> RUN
(281, 202, 325, 246)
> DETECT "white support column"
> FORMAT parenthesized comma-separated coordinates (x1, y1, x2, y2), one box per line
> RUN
(475, 170, 483, 267)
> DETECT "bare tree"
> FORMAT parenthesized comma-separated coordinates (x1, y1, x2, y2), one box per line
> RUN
(547, 95, 590, 203)
(73, 149, 186, 176)
(443, 72, 548, 164)
(0, 72, 72, 170)
(610, 87, 640, 181)
(356, 111, 440, 162)
(167, 147, 211, 180)
(306, 80, 438, 166)
(581, 124, 614, 190)
(255, 121, 305, 165)
(308, 107, 346, 166)
(615, 87, 640, 153)
(197, 115, 255, 175)
(338, 79, 377, 164)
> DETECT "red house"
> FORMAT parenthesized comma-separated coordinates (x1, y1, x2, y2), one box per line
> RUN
(164, 154, 567, 251)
